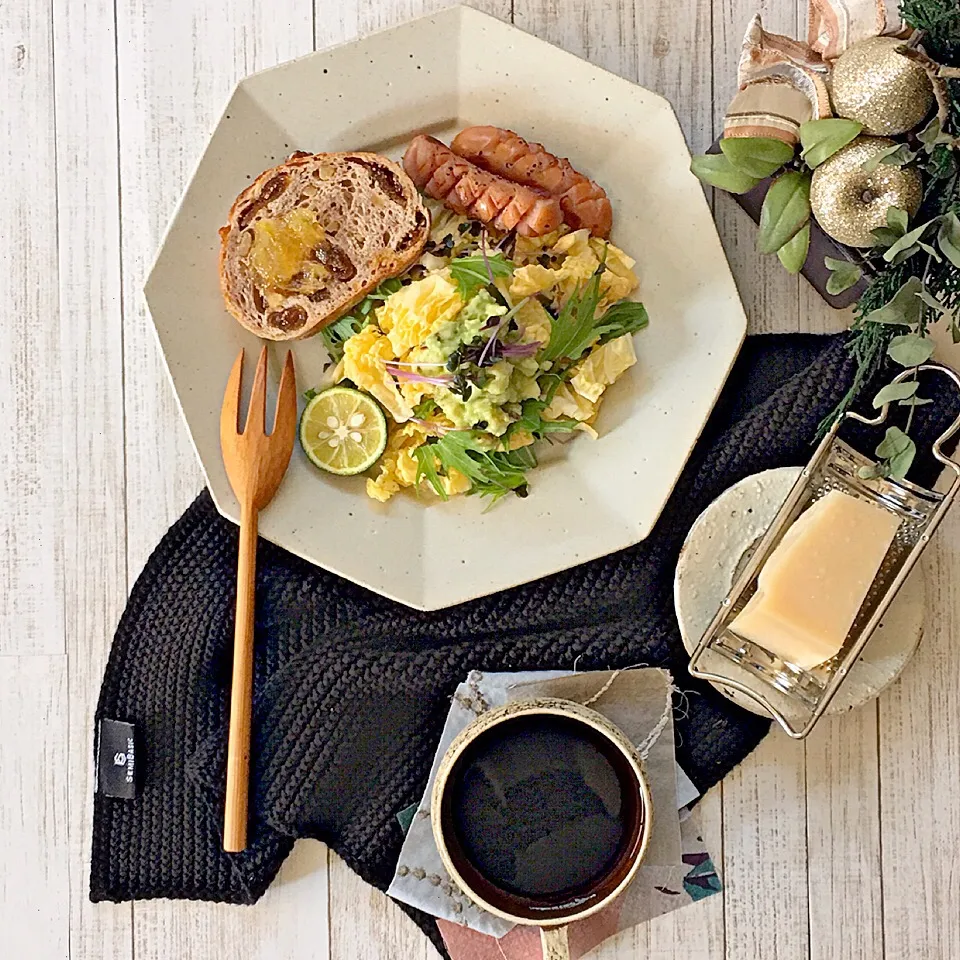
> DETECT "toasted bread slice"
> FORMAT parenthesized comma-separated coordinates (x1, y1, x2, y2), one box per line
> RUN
(219, 152, 429, 341)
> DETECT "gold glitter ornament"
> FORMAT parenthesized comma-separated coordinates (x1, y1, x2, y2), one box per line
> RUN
(830, 36, 935, 136)
(810, 137, 923, 248)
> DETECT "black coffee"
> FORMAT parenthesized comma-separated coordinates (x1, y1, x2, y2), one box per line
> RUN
(445, 714, 638, 902)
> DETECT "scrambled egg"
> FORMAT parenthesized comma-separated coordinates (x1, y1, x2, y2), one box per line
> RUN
(510, 230, 639, 309)
(543, 382, 597, 422)
(376, 273, 463, 355)
(570, 335, 637, 403)
(341, 326, 412, 423)
(513, 227, 566, 264)
(325, 217, 645, 505)
(516, 299, 552, 347)
(366, 421, 470, 503)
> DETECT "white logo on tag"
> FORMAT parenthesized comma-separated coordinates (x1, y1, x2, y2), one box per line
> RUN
(113, 752, 127, 766)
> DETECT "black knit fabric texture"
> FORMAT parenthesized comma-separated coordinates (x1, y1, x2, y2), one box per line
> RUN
(89, 334, 958, 956)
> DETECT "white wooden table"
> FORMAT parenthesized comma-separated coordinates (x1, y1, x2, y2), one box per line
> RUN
(5, 1, 960, 958)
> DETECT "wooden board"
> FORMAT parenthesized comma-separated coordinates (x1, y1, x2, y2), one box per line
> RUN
(0, 0, 62, 656)
(0, 657, 70, 959)
(51, 0, 137, 955)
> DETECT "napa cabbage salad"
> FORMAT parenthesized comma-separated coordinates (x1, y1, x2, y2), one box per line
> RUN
(313, 201, 649, 505)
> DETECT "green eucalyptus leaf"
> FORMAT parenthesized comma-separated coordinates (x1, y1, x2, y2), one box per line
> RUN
(887, 332, 936, 366)
(875, 427, 916, 480)
(937, 212, 960, 269)
(919, 117, 953, 153)
(875, 425, 913, 460)
(862, 142, 908, 173)
(872, 381, 919, 407)
(799, 118, 863, 167)
(888, 244, 921, 265)
(871, 226, 901, 248)
(917, 241, 943, 263)
(887, 207, 909, 236)
(863, 276, 924, 325)
(777, 224, 810, 274)
(900, 396, 933, 407)
(890, 443, 917, 481)
(690, 154, 762, 194)
(882, 144, 918, 167)
(824, 256, 862, 295)
(883, 220, 935, 264)
(858, 462, 888, 480)
(757, 171, 811, 254)
(919, 117, 941, 151)
(917, 287, 949, 314)
(720, 137, 795, 179)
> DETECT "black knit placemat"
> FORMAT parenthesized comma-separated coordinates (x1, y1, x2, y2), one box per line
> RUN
(89, 333, 958, 955)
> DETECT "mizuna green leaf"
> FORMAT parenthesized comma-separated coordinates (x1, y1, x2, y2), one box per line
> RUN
(448, 253, 514, 300)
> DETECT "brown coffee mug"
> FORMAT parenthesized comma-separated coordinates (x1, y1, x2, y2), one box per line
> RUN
(431, 698, 653, 959)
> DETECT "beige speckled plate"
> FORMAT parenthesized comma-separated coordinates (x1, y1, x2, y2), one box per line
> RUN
(145, 5, 747, 609)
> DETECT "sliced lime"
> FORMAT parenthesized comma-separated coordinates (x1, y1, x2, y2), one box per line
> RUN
(299, 386, 388, 476)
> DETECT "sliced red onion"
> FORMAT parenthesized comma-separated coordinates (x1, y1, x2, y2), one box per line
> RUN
(385, 362, 452, 386)
(478, 297, 532, 367)
(498, 341, 542, 358)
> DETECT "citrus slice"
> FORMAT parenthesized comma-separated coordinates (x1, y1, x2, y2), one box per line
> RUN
(299, 386, 388, 476)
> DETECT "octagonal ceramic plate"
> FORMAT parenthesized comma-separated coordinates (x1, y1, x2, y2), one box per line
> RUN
(145, 5, 747, 610)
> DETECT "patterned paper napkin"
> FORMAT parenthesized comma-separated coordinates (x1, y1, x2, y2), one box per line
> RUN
(386, 668, 721, 957)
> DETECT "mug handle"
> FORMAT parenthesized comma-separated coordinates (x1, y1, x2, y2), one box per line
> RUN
(540, 926, 569, 960)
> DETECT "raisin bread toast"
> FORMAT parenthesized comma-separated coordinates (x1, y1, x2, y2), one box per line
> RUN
(219, 152, 429, 341)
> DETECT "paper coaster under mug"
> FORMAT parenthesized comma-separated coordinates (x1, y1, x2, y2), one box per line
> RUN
(675, 467, 925, 717)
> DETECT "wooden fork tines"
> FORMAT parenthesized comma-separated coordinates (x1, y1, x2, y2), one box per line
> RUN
(219, 345, 296, 853)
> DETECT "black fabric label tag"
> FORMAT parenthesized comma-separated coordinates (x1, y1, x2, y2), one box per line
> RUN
(96, 719, 139, 799)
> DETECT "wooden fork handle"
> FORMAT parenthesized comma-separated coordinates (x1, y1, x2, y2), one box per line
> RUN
(224, 500, 259, 852)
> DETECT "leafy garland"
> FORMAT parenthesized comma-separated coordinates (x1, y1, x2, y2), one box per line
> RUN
(690, 0, 960, 481)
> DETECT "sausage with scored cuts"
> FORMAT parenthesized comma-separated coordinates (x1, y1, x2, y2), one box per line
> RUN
(451, 125, 613, 238)
(402, 135, 564, 238)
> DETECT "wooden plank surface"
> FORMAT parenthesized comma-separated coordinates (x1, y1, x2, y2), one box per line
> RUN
(2, 1, 959, 959)
(0, 656, 70, 959)
(879, 510, 960, 960)
(51, 0, 136, 956)
(711, 0, 799, 334)
(112, 0, 330, 957)
(710, 5, 810, 960)
(0, 0, 62, 656)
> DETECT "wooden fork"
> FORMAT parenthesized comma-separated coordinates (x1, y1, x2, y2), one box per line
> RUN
(219, 345, 297, 852)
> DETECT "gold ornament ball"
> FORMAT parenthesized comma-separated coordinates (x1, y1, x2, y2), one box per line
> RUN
(810, 137, 923, 248)
(830, 36, 934, 135)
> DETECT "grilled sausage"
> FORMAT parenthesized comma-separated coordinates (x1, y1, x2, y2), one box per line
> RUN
(402, 135, 563, 238)
(451, 126, 613, 238)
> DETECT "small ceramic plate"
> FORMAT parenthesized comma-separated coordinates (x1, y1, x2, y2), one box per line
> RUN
(145, 6, 748, 609)
(675, 467, 925, 716)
